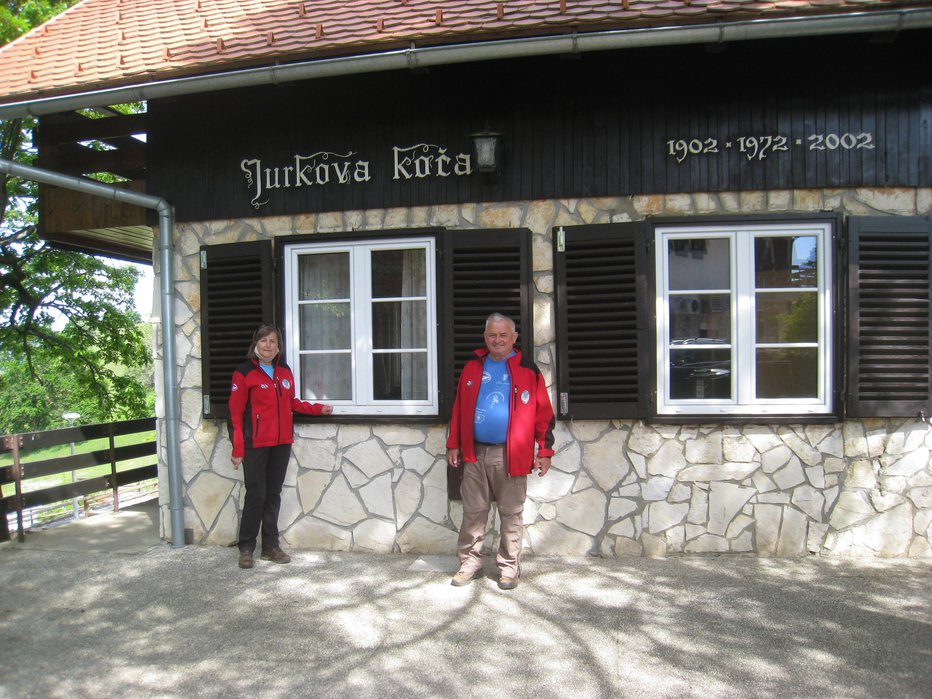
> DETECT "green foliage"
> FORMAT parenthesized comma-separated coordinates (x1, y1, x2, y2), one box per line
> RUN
(0, 0, 76, 44)
(0, 0, 153, 436)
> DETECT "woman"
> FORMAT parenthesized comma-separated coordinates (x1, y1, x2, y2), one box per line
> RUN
(229, 324, 333, 569)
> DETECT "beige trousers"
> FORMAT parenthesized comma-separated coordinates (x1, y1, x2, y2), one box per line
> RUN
(457, 443, 527, 579)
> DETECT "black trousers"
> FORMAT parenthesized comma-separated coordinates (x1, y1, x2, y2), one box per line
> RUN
(238, 443, 291, 552)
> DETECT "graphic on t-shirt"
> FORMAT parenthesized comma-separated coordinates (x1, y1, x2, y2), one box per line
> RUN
(475, 391, 506, 424)
(474, 357, 511, 443)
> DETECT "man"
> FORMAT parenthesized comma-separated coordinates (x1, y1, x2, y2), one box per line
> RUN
(446, 312, 556, 590)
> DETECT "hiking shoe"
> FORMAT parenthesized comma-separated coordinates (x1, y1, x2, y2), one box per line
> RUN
(260, 547, 292, 564)
(238, 549, 254, 569)
(498, 576, 518, 590)
(451, 569, 482, 587)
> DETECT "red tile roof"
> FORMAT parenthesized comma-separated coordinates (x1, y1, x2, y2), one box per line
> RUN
(1, 0, 930, 105)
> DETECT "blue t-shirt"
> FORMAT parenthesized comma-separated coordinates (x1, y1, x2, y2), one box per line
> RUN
(259, 363, 275, 380)
(473, 353, 513, 444)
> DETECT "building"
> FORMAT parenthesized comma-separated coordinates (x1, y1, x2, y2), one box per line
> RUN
(1, 0, 931, 557)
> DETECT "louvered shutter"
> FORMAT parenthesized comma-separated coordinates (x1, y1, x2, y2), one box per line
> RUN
(846, 216, 932, 417)
(441, 228, 532, 498)
(200, 240, 275, 418)
(554, 222, 650, 419)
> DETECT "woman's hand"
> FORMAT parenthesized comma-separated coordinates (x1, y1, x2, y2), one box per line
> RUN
(322, 404, 333, 415)
(231, 455, 243, 470)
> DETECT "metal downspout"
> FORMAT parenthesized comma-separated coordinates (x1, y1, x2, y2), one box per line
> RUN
(0, 8, 931, 119)
(0, 157, 185, 548)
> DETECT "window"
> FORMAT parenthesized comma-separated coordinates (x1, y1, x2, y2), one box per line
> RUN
(656, 222, 833, 416)
(284, 237, 437, 416)
(200, 228, 533, 421)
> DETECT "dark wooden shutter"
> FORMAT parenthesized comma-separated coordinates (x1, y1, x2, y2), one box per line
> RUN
(441, 228, 531, 498)
(554, 222, 650, 419)
(200, 240, 275, 418)
(846, 216, 932, 418)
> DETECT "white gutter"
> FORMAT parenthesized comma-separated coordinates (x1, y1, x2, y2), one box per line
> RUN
(0, 157, 186, 549)
(0, 8, 931, 119)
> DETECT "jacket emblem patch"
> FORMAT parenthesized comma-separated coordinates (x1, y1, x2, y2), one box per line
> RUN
(282, 379, 291, 390)
(521, 390, 530, 404)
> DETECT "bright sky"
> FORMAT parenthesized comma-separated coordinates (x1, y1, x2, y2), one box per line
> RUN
(134, 264, 154, 320)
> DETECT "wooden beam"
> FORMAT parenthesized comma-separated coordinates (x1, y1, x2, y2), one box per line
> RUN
(39, 112, 147, 145)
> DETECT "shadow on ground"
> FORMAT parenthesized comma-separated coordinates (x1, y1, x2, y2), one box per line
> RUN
(1, 528, 929, 698)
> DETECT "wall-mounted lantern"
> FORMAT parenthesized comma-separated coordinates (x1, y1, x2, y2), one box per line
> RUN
(469, 126, 502, 174)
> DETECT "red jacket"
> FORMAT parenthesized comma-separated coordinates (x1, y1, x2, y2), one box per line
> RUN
(229, 357, 326, 458)
(446, 349, 555, 476)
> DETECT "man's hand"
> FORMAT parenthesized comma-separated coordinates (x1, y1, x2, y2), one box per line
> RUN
(447, 448, 461, 468)
(534, 456, 551, 477)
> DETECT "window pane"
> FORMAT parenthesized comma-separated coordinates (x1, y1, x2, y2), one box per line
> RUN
(669, 294, 731, 344)
(301, 354, 351, 401)
(756, 292, 818, 343)
(299, 252, 349, 299)
(756, 348, 818, 398)
(668, 238, 730, 290)
(755, 236, 818, 288)
(372, 300, 426, 349)
(372, 248, 426, 298)
(373, 352, 428, 400)
(300, 303, 351, 350)
(669, 347, 731, 399)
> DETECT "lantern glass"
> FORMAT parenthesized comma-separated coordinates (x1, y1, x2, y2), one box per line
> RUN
(470, 131, 501, 173)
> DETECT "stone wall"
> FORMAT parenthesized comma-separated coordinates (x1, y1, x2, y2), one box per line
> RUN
(155, 187, 932, 557)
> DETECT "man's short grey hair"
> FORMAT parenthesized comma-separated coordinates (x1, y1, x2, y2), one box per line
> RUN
(485, 312, 516, 332)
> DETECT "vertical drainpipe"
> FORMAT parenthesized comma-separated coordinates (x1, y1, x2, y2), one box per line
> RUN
(0, 157, 186, 548)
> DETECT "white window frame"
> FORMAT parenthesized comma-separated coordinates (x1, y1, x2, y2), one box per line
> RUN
(284, 236, 438, 416)
(655, 222, 833, 416)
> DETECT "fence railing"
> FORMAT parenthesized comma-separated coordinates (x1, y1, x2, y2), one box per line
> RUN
(0, 417, 157, 542)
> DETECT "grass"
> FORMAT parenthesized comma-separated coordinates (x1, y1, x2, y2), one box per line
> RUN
(0, 431, 156, 497)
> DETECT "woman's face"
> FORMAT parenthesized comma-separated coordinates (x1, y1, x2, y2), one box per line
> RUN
(254, 332, 279, 363)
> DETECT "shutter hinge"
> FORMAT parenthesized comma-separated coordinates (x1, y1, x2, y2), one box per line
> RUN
(559, 391, 569, 415)
(646, 237, 653, 255)
(200, 250, 208, 270)
(203, 395, 211, 416)
(556, 227, 565, 253)
(836, 233, 847, 253)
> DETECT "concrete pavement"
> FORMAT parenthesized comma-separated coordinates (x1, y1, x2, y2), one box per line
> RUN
(0, 505, 930, 698)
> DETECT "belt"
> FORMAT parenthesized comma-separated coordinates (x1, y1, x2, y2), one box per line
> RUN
(475, 441, 504, 446)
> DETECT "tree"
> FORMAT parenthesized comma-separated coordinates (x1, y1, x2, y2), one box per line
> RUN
(0, 0, 153, 434)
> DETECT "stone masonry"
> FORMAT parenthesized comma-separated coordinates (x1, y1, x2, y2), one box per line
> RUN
(155, 187, 932, 558)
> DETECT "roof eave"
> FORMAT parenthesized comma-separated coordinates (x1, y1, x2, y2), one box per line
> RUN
(2, 8, 932, 119)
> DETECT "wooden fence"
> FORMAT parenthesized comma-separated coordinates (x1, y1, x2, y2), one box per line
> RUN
(0, 417, 157, 542)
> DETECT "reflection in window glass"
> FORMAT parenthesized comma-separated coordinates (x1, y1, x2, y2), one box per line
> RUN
(669, 347, 732, 400)
(667, 238, 730, 290)
(669, 294, 731, 344)
(754, 235, 818, 288)
(756, 348, 818, 398)
(755, 292, 818, 344)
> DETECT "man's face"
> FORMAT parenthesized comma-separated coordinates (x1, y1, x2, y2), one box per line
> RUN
(484, 319, 518, 361)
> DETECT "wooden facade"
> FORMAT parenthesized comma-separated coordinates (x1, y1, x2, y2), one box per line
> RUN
(148, 34, 932, 223)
